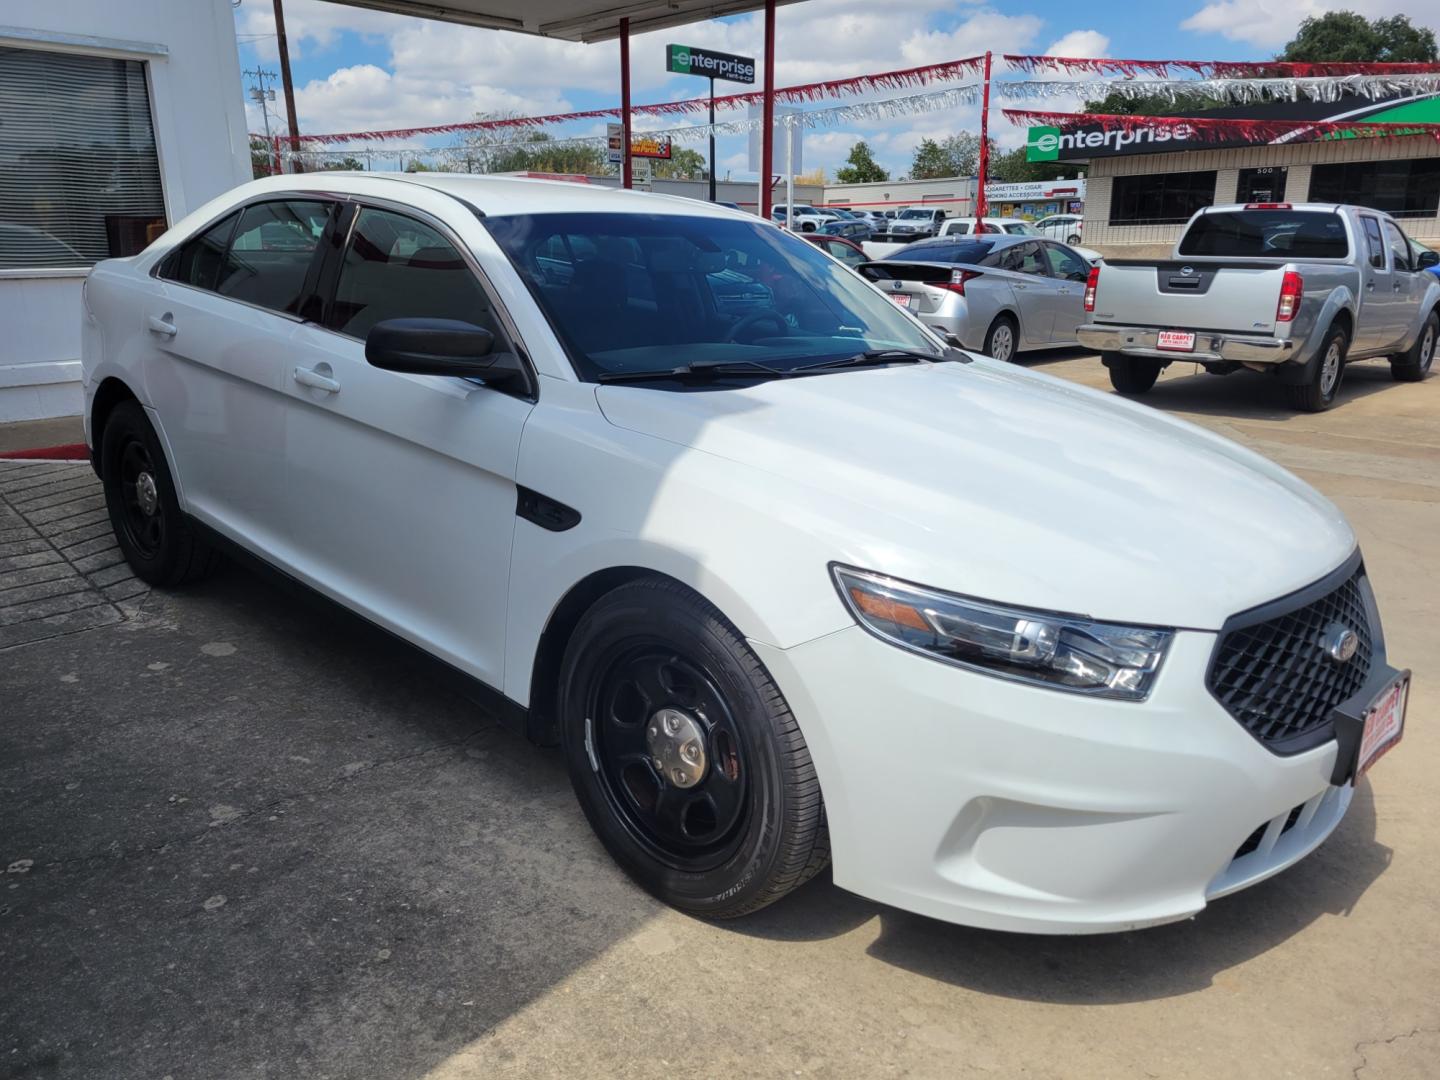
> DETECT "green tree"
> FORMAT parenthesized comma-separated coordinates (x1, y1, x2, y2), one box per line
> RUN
(908, 133, 995, 179)
(1281, 11, 1438, 62)
(835, 140, 889, 183)
(1080, 89, 1224, 117)
(320, 156, 366, 171)
(986, 145, 1073, 183)
(403, 159, 438, 172)
(653, 147, 707, 180)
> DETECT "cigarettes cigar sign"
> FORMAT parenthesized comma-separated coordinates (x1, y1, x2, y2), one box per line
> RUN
(666, 44, 756, 85)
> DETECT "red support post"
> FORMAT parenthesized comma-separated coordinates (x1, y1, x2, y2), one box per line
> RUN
(760, 0, 776, 219)
(975, 50, 991, 228)
(620, 18, 632, 190)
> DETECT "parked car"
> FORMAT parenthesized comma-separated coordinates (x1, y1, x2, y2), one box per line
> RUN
(1077, 203, 1440, 410)
(802, 231, 869, 269)
(860, 234, 1094, 362)
(82, 174, 1408, 933)
(939, 217, 1040, 238)
(887, 206, 948, 241)
(1032, 213, 1084, 244)
(815, 212, 871, 243)
(770, 204, 828, 232)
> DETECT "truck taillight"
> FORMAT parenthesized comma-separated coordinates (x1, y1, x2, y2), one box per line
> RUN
(944, 269, 982, 295)
(1276, 270, 1303, 322)
(1083, 265, 1100, 312)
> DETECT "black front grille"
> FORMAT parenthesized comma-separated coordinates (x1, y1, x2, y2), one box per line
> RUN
(1209, 568, 1373, 752)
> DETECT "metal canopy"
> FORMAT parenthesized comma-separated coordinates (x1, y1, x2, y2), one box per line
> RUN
(319, 0, 801, 43)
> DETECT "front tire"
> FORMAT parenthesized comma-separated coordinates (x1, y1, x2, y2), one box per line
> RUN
(1391, 310, 1437, 382)
(982, 315, 1018, 363)
(100, 400, 216, 586)
(1285, 323, 1348, 412)
(558, 578, 829, 919)
(1104, 353, 1162, 395)
(1066, 233, 1081, 245)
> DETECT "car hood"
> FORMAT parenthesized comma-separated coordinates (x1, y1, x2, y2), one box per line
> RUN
(595, 359, 1355, 631)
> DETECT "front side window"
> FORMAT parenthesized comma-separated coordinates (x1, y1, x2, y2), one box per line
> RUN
(0, 46, 166, 270)
(328, 207, 504, 341)
(824, 240, 866, 268)
(1043, 243, 1090, 281)
(216, 200, 332, 314)
(484, 212, 943, 381)
(1383, 220, 1412, 272)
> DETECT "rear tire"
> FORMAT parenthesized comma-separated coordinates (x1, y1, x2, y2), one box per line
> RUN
(982, 315, 1018, 363)
(1105, 353, 1162, 395)
(558, 578, 829, 919)
(1391, 311, 1437, 382)
(1284, 324, 1348, 412)
(100, 401, 216, 587)
(1066, 233, 1081, 245)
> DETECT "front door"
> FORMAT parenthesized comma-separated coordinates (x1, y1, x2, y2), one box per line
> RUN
(1375, 220, 1423, 353)
(1040, 242, 1092, 344)
(276, 204, 533, 687)
(145, 198, 334, 551)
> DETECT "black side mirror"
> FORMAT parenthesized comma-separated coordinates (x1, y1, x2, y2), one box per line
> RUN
(1416, 249, 1439, 270)
(366, 318, 524, 389)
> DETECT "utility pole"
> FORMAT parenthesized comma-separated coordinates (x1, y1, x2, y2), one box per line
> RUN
(244, 67, 279, 174)
(708, 76, 716, 203)
(273, 0, 303, 171)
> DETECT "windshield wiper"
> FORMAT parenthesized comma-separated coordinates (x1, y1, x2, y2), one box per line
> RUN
(795, 348, 964, 373)
(596, 359, 790, 384)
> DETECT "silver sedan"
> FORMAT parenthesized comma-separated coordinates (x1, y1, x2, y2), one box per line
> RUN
(859, 235, 1094, 362)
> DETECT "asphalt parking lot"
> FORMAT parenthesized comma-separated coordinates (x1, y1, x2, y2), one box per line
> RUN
(3, 353, 1437, 1080)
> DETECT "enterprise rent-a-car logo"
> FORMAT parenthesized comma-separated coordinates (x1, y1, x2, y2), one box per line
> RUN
(1026, 122, 1197, 161)
(666, 44, 755, 84)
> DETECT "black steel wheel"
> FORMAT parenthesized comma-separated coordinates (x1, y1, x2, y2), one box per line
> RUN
(100, 400, 216, 586)
(559, 577, 829, 918)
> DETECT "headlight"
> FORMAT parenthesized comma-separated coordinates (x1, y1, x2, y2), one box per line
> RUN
(832, 566, 1173, 701)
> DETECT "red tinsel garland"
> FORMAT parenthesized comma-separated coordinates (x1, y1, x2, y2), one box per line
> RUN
(1002, 108, 1440, 144)
(272, 55, 986, 145)
(1005, 54, 1440, 79)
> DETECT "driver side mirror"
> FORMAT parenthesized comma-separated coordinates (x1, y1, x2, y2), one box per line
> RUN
(1416, 249, 1439, 270)
(366, 318, 525, 390)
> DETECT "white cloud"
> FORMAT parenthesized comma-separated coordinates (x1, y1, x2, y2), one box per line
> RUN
(1180, 0, 1440, 48)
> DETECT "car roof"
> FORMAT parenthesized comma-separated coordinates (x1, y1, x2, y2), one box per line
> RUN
(902, 233, 1030, 252)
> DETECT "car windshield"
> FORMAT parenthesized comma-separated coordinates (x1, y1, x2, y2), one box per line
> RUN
(1179, 210, 1349, 258)
(880, 240, 994, 264)
(483, 212, 944, 382)
(898, 209, 933, 220)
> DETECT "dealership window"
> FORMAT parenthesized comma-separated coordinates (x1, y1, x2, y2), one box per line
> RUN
(0, 46, 167, 272)
(1309, 159, 1440, 220)
(1108, 171, 1217, 225)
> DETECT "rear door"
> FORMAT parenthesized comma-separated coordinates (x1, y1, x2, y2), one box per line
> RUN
(998, 241, 1056, 343)
(274, 201, 533, 687)
(146, 197, 335, 549)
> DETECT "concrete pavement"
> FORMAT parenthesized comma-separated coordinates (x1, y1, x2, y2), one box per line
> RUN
(2, 355, 1437, 1079)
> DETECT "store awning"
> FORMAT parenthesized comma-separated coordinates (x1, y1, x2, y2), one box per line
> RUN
(319, 0, 800, 43)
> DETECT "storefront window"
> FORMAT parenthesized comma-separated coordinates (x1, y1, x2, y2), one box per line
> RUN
(0, 47, 167, 271)
(1109, 171, 1217, 226)
(1309, 159, 1440, 220)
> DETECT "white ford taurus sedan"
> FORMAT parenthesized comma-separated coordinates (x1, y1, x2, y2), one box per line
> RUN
(81, 173, 1408, 933)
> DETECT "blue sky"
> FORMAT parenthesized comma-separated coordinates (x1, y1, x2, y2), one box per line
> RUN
(233, 0, 1438, 177)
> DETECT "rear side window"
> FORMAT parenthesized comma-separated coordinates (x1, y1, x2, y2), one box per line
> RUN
(1360, 217, 1385, 269)
(160, 212, 239, 290)
(327, 207, 502, 341)
(216, 200, 333, 314)
(1178, 210, 1348, 259)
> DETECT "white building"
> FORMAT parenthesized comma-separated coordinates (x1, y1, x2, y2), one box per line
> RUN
(1, 1, 252, 421)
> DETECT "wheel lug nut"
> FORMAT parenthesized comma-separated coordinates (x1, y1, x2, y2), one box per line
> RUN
(664, 715, 680, 735)
(672, 768, 687, 784)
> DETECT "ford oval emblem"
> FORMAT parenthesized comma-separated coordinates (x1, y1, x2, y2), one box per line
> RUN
(1181, 265, 1195, 276)
(1321, 623, 1359, 663)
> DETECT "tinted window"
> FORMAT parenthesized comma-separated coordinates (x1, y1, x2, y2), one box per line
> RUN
(1310, 158, 1440, 218)
(1043, 243, 1090, 281)
(483, 212, 942, 382)
(1110, 171, 1216, 225)
(1361, 216, 1385, 269)
(216, 200, 331, 314)
(999, 242, 1048, 276)
(824, 240, 866, 267)
(882, 240, 993, 264)
(328, 207, 501, 341)
(1178, 210, 1348, 259)
(162, 212, 239, 290)
(1383, 221, 1412, 272)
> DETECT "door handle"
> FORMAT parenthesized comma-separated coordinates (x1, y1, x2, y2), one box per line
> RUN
(293, 365, 340, 393)
(147, 314, 177, 337)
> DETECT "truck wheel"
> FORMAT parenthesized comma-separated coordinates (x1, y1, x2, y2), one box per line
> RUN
(558, 578, 829, 919)
(1391, 311, 1436, 382)
(983, 315, 1018, 363)
(1285, 324, 1348, 412)
(1105, 353, 1162, 395)
(100, 401, 217, 586)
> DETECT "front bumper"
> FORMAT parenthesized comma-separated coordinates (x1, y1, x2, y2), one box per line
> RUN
(1077, 324, 1297, 366)
(751, 626, 1356, 934)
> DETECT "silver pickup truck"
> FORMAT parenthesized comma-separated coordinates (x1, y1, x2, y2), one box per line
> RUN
(1076, 203, 1440, 410)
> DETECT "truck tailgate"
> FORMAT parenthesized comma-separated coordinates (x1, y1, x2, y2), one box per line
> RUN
(1093, 261, 1284, 334)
